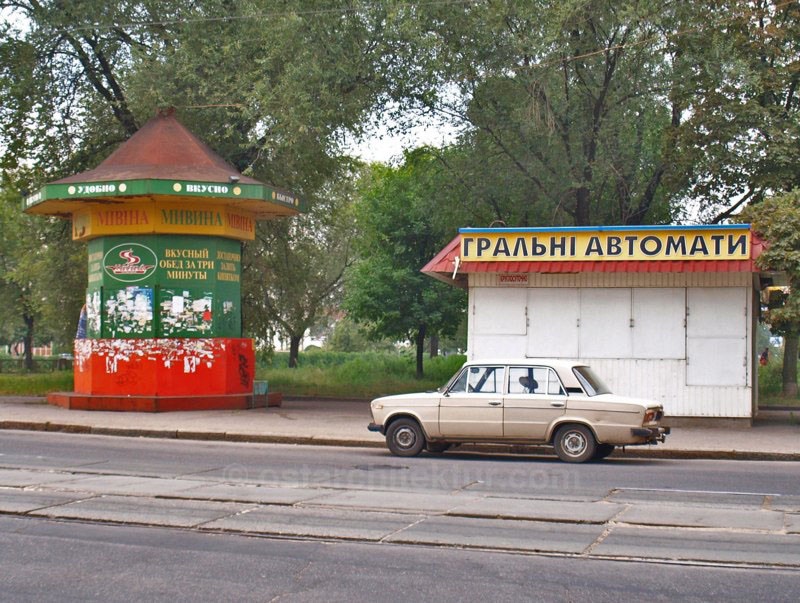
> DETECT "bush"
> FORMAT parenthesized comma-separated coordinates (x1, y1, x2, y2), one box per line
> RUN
(258, 352, 467, 399)
(758, 356, 784, 396)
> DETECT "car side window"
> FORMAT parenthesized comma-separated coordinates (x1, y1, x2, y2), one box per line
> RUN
(508, 366, 565, 396)
(449, 366, 503, 394)
(448, 369, 469, 393)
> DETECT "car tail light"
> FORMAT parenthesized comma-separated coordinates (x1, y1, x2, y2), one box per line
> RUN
(644, 409, 658, 423)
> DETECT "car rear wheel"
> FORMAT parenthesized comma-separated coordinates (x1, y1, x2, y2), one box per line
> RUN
(386, 418, 426, 457)
(554, 424, 596, 463)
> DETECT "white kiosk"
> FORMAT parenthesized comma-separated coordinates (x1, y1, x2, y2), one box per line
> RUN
(423, 225, 766, 423)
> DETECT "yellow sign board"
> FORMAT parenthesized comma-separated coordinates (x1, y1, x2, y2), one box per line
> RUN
(459, 228, 750, 262)
(72, 201, 256, 241)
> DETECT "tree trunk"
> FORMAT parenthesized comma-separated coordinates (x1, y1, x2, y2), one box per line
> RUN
(575, 186, 590, 225)
(415, 324, 427, 379)
(288, 334, 301, 369)
(23, 313, 34, 372)
(429, 334, 439, 358)
(782, 332, 798, 397)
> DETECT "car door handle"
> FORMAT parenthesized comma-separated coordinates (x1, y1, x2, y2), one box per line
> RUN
(550, 401, 565, 408)
(488, 401, 502, 406)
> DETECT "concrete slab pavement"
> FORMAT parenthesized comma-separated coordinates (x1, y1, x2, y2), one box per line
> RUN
(0, 396, 798, 461)
(2, 463, 800, 567)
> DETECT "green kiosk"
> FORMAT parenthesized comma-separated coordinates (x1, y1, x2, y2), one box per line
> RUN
(24, 109, 303, 411)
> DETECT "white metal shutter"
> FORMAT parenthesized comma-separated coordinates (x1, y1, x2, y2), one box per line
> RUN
(527, 288, 579, 357)
(686, 288, 747, 386)
(473, 288, 527, 334)
(632, 288, 685, 359)
(579, 288, 632, 358)
(470, 288, 528, 358)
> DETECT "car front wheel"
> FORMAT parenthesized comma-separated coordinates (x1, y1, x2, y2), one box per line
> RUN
(386, 418, 426, 457)
(554, 424, 596, 463)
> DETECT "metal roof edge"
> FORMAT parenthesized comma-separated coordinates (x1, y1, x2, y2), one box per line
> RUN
(459, 224, 751, 234)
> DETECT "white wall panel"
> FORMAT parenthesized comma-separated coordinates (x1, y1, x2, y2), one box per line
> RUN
(470, 335, 527, 360)
(687, 288, 747, 386)
(472, 288, 527, 335)
(633, 288, 685, 359)
(579, 288, 632, 358)
(587, 358, 752, 417)
(527, 288, 579, 357)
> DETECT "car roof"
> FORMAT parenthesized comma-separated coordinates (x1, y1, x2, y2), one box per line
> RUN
(463, 358, 587, 370)
(460, 358, 589, 389)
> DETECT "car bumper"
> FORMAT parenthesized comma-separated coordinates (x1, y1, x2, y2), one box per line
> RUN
(631, 426, 670, 443)
(368, 422, 385, 435)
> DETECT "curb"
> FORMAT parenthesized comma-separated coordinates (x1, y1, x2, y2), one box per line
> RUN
(2, 420, 798, 461)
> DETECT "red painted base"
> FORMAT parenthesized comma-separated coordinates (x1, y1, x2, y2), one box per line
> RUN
(47, 391, 283, 412)
(74, 337, 255, 396)
(60, 337, 280, 411)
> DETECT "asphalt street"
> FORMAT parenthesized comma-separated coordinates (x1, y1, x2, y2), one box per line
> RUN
(2, 516, 797, 603)
(1, 431, 798, 575)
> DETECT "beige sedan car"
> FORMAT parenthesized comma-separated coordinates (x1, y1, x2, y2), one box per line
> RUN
(368, 359, 670, 463)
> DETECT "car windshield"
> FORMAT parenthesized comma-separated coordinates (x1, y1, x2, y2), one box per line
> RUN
(572, 366, 611, 396)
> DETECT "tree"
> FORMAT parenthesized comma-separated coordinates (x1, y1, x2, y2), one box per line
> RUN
(378, 0, 696, 227)
(345, 151, 466, 378)
(243, 165, 359, 368)
(671, 0, 800, 222)
(374, 1, 800, 228)
(0, 172, 85, 366)
(742, 191, 800, 397)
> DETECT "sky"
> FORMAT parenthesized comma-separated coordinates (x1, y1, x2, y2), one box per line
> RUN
(343, 109, 464, 164)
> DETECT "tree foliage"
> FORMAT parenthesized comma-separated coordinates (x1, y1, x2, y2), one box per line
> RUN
(345, 151, 467, 378)
(243, 165, 360, 367)
(376, 0, 800, 226)
(672, 0, 800, 222)
(0, 172, 85, 364)
(1, 1, 398, 357)
(742, 191, 800, 396)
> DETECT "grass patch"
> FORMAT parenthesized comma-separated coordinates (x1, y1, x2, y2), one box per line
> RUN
(757, 360, 800, 407)
(259, 353, 466, 399)
(0, 372, 73, 396)
(758, 394, 799, 407)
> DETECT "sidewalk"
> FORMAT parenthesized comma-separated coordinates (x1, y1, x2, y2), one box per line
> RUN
(1, 396, 798, 461)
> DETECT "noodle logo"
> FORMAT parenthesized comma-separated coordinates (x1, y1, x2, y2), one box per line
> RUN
(103, 243, 157, 283)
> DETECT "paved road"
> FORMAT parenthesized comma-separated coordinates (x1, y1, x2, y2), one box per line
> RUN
(2, 516, 797, 602)
(1, 431, 799, 580)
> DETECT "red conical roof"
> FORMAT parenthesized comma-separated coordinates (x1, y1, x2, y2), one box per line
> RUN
(54, 109, 261, 185)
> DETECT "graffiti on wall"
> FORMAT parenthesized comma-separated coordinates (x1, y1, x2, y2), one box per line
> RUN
(75, 338, 217, 374)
